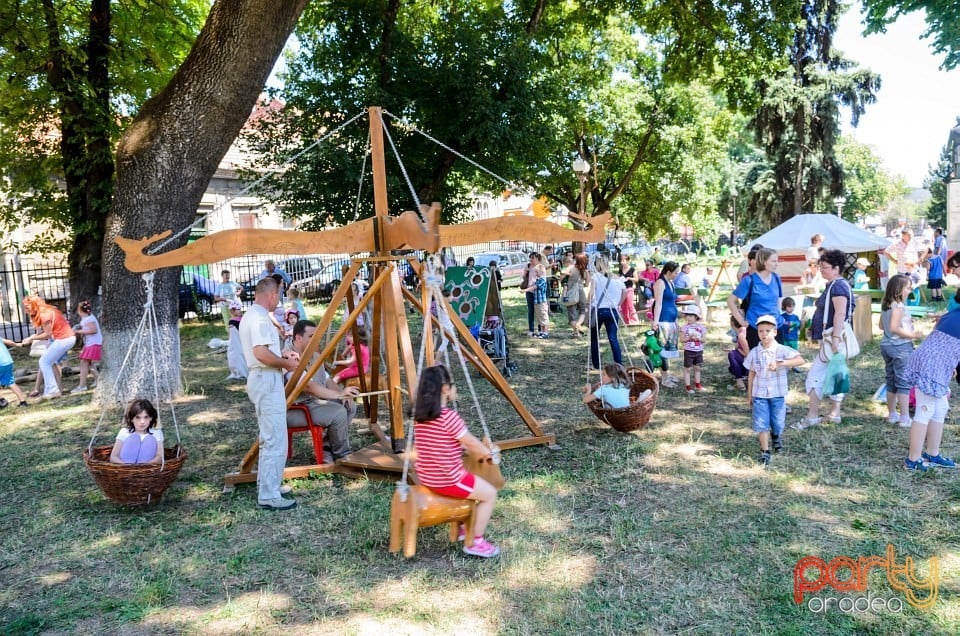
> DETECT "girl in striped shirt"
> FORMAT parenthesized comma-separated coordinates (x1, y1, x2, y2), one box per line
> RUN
(413, 365, 501, 558)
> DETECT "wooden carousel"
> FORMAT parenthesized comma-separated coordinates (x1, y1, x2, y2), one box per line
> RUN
(115, 106, 611, 489)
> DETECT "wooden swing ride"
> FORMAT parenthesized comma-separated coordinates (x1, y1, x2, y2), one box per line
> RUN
(115, 106, 611, 489)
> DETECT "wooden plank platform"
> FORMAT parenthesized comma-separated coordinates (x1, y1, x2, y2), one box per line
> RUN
(336, 441, 405, 472)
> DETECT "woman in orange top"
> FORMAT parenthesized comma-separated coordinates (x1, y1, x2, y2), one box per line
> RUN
(21, 295, 76, 399)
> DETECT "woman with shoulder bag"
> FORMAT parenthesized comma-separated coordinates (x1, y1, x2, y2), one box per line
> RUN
(652, 261, 681, 387)
(588, 254, 626, 368)
(564, 253, 590, 337)
(521, 253, 540, 337)
(727, 247, 784, 349)
(796, 249, 853, 429)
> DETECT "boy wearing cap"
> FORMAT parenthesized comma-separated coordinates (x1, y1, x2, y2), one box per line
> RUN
(679, 304, 707, 394)
(853, 257, 870, 290)
(745, 315, 804, 465)
(226, 301, 248, 380)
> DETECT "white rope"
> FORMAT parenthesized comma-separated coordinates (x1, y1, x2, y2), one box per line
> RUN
(148, 110, 367, 255)
(353, 130, 371, 220)
(375, 109, 424, 223)
(423, 258, 499, 459)
(397, 271, 431, 502)
(87, 273, 182, 463)
(383, 109, 529, 195)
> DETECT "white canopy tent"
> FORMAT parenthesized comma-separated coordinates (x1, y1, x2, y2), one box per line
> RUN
(744, 214, 890, 286)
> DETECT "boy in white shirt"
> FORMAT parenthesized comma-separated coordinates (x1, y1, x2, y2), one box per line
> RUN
(745, 315, 804, 465)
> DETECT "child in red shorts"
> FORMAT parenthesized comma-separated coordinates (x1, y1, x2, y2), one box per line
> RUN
(413, 365, 501, 557)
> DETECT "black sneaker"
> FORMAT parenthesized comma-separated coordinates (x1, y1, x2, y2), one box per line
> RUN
(771, 434, 783, 453)
(18, 401, 28, 408)
(759, 450, 771, 465)
(0, 398, 8, 409)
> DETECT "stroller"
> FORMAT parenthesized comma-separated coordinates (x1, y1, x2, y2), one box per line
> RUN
(478, 315, 516, 377)
(547, 275, 563, 313)
(477, 276, 518, 377)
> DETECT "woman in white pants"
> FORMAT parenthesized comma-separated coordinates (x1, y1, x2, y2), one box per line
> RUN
(21, 295, 76, 399)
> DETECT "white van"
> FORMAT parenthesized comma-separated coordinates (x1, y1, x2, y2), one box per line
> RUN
(472, 251, 528, 287)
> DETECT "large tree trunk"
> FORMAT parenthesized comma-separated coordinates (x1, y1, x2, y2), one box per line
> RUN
(99, 0, 308, 403)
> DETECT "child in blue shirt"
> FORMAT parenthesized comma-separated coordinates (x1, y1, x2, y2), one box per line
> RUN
(781, 298, 802, 374)
(582, 362, 650, 409)
(0, 338, 28, 408)
(780, 297, 801, 349)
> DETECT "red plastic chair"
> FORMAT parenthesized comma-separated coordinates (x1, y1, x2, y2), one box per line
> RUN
(287, 403, 326, 465)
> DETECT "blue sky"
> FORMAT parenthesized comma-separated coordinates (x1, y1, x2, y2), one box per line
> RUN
(836, 7, 960, 187)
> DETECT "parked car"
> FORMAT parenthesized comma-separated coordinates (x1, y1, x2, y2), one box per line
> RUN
(471, 251, 528, 287)
(240, 256, 325, 300)
(179, 272, 217, 320)
(288, 258, 367, 301)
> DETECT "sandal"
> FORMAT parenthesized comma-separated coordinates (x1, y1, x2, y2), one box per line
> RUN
(28, 390, 41, 398)
(791, 417, 822, 431)
(826, 414, 842, 424)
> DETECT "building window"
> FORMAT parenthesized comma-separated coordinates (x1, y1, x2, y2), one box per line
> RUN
(238, 211, 258, 228)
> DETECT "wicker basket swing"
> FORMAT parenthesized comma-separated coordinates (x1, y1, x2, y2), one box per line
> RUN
(84, 444, 187, 505)
(586, 367, 659, 432)
(83, 272, 187, 505)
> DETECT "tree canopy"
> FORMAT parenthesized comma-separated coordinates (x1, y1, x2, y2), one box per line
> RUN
(0, 0, 207, 304)
(241, 0, 802, 242)
(861, 0, 960, 70)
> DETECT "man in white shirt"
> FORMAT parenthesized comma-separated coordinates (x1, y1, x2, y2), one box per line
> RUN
(286, 320, 359, 463)
(885, 229, 914, 277)
(239, 277, 300, 511)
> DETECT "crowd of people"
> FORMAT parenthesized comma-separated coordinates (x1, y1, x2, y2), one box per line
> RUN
(10, 227, 960, 557)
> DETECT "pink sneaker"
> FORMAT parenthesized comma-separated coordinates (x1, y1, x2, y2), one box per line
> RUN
(457, 523, 465, 541)
(463, 537, 500, 558)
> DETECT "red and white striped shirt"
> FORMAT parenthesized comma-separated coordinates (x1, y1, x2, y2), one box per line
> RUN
(414, 408, 468, 488)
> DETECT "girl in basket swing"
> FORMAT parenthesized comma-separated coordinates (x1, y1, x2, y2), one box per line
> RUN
(109, 399, 163, 465)
(413, 365, 501, 558)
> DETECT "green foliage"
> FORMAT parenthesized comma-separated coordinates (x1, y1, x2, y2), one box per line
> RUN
(923, 142, 952, 227)
(861, 0, 960, 70)
(0, 1, 206, 253)
(243, 1, 799, 241)
(748, 1, 880, 225)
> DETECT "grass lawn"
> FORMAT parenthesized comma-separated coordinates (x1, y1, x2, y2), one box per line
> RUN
(1, 288, 958, 634)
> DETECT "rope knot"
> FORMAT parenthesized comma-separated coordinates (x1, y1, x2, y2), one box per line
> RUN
(141, 272, 156, 309)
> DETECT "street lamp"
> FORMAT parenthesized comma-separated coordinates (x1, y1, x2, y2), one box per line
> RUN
(730, 192, 738, 248)
(572, 157, 590, 217)
(834, 195, 846, 218)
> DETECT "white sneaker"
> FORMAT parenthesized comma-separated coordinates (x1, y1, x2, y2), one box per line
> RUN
(70, 386, 89, 394)
(899, 419, 913, 429)
(258, 497, 297, 511)
(887, 414, 900, 425)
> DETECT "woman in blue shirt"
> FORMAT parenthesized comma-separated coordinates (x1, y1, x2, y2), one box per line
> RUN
(726, 248, 784, 349)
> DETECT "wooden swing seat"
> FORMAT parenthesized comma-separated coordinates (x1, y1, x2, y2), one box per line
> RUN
(389, 484, 476, 558)
(586, 367, 659, 432)
(84, 444, 187, 505)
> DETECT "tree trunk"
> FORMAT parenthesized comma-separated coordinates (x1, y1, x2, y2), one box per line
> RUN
(99, 0, 308, 403)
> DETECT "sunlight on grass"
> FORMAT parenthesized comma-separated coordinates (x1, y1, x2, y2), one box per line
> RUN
(370, 579, 495, 631)
(37, 571, 73, 586)
(503, 494, 570, 534)
(142, 590, 294, 634)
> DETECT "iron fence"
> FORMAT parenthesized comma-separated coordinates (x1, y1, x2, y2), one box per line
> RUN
(0, 256, 70, 340)
(0, 239, 557, 335)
